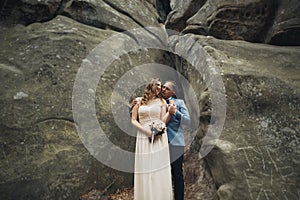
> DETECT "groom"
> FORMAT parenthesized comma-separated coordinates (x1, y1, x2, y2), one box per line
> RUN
(131, 80, 191, 200)
(161, 81, 191, 200)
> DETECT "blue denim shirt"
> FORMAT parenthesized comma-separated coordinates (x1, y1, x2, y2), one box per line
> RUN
(167, 97, 191, 146)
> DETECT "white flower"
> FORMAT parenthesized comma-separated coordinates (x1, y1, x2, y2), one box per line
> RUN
(151, 119, 166, 136)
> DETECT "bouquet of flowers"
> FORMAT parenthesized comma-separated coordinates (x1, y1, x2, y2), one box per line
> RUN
(149, 119, 166, 143)
(151, 119, 166, 136)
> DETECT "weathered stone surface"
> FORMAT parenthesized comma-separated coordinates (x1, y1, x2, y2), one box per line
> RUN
(169, 34, 300, 200)
(266, 0, 300, 46)
(182, 0, 277, 42)
(63, 0, 159, 31)
(0, 15, 113, 129)
(166, 0, 205, 32)
(0, 0, 160, 31)
(2, 0, 299, 45)
(0, 15, 130, 199)
(184, 151, 218, 200)
(0, 0, 62, 25)
(0, 14, 172, 199)
(0, 0, 299, 199)
(166, 0, 300, 45)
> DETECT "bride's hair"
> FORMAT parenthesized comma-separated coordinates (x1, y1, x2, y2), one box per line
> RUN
(141, 78, 162, 105)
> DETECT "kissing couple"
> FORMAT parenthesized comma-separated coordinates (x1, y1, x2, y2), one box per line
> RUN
(131, 78, 190, 200)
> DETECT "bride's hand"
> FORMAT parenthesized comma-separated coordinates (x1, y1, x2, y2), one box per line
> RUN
(146, 130, 152, 138)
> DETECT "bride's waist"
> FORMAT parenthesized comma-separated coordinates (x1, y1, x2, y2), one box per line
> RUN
(140, 120, 154, 127)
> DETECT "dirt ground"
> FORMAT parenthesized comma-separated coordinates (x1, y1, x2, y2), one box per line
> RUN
(80, 152, 218, 200)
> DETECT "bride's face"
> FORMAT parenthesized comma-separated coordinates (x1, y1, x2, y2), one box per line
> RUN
(153, 82, 162, 95)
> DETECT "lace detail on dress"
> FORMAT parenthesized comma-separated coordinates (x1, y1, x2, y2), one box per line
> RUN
(138, 99, 162, 126)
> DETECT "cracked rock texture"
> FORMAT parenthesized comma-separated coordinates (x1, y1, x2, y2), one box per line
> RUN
(0, 0, 299, 199)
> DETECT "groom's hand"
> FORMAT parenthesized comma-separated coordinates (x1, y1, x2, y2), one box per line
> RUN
(131, 98, 137, 109)
(168, 103, 177, 115)
(169, 100, 175, 105)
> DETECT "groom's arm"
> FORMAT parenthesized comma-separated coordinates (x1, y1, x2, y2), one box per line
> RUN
(129, 98, 137, 116)
(173, 99, 191, 125)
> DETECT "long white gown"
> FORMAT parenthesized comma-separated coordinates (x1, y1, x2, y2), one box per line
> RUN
(134, 98, 173, 200)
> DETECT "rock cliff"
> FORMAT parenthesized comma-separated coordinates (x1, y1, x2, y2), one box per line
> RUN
(0, 0, 299, 199)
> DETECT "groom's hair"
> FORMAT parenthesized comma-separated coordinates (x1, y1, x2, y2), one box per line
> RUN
(165, 80, 178, 98)
(165, 80, 177, 92)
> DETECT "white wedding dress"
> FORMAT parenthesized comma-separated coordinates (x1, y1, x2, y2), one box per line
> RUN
(134, 98, 173, 200)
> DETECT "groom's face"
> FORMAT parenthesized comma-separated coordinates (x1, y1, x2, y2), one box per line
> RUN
(162, 82, 175, 99)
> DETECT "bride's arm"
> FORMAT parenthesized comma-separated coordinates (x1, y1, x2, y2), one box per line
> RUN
(131, 104, 152, 137)
(161, 100, 171, 124)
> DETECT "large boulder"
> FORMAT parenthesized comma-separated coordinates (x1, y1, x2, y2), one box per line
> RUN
(0, 15, 115, 199)
(63, 0, 159, 30)
(266, 0, 300, 46)
(182, 0, 277, 42)
(169, 34, 300, 200)
(0, 15, 167, 199)
(0, 0, 299, 199)
(166, 0, 300, 45)
(0, 0, 160, 30)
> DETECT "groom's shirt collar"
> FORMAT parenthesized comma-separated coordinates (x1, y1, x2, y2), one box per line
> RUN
(166, 97, 172, 104)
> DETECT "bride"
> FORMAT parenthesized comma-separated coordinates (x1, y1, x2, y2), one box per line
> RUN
(131, 78, 173, 200)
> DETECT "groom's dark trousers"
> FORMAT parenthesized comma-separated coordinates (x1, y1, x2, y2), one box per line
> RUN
(166, 97, 191, 200)
(170, 145, 185, 200)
